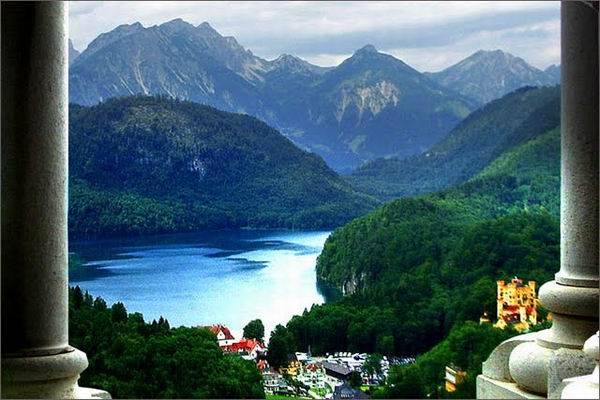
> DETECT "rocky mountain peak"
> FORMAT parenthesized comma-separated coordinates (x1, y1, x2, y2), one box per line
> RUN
(354, 44, 378, 56)
(159, 18, 194, 33)
(75, 22, 145, 64)
(544, 64, 561, 82)
(272, 54, 306, 68)
(427, 49, 559, 105)
(269, 54, 327, 75)
(69, 39, 80, 65)
(197, 21, 221, 37)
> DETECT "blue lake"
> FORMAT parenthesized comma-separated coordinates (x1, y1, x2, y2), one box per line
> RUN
(69, 230, 332, 338)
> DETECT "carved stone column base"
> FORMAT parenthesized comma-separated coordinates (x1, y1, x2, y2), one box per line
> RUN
(560, 332, 600, 399)
(477, 330, 596, 399)
(560, 367, 599, 399)
(477, 375, 544, 399)
(1, 347, 110, 399)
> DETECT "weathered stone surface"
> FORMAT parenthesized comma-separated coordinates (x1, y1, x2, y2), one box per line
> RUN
(558, 0, 599, 289)
(560, 332, 600, 399)
(74, 387, 113, 399)
(477, 375, 544, 399)
(538, 281, 599, 318)
(537, 312, 599, 350)
(1, 0, 69, 357)
(547, 348, 595, 398)
(561, 377, 600, 400)
(509, 341, 553, 395)
(482, 332, 539, 382)
(1, 349, 87, 398)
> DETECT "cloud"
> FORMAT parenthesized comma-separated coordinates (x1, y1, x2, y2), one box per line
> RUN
(69, 1, 560, 71)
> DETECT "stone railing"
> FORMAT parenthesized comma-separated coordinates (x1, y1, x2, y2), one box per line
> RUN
(477, 1, 599, 399)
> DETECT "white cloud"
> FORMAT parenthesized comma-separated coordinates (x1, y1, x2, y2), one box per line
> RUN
(69, 0, 560, 71)
(386, 18, 561, 71)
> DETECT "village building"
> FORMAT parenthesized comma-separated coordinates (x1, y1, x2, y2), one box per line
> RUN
(332, 383, 370, 399)
(204, 324, 236, 346)
(222, 338, 266, 360)
(256, 359, 269, 372)
(323, 361, 353, 380)
(280, 359, 302, 376)
(295, 363, 329, 391)
(262, 371, 290, 395)
(494, 277, 538, 332)
(295, 351, 309, 363)
(445, 365, 467, 393)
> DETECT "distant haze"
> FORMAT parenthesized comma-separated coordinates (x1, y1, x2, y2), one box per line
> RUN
(69, 1, 560, 72)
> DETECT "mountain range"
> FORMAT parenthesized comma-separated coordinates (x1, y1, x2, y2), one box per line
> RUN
(68, 96, 376, 237)
(69, 19, 558, 171)
(349, 85, 560, 201)
(426, 50, 560, 105)
(286, 91, 561, 359)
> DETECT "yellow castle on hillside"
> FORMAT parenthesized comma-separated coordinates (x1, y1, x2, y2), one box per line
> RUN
(494, 277, 538, 332)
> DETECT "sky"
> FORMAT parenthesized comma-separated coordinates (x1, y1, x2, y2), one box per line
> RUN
(69, 1, 560, 72)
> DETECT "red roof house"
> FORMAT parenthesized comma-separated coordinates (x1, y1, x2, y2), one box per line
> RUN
(222, 338, 266, 359)
(203, 324, 236, 346)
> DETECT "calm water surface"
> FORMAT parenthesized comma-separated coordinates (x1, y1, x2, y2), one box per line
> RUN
(69, 230, 331, 337)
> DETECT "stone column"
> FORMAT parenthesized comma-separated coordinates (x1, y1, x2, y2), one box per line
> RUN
(477, 1, 599, 398)
(1, 2, 108, 398)
(509, 0, 599, 394)
(557, 0, 599, 291)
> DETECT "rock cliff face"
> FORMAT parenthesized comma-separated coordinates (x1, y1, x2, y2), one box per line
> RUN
(426, 50, 560, 105)
(68, 39, 80, 65)
(69, 20, 474, 171)
(342, 272, 368, 295)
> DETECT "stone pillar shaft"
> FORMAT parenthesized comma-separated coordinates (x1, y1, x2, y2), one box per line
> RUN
(478, 2, 599, 398)
(558, 0, 599, 288)
(1, 2, 109, 398)
(1, 1, 69, 357)
(534, 0, 599, 353)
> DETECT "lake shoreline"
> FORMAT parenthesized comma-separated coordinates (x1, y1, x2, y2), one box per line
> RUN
(69, 226, 340, 245)
(69, 229, 333, 337)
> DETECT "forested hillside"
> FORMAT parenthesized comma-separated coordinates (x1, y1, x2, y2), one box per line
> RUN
(68, 287, 264, 398)
(349, 86, 560, 201)
(69, 20, 475, 171)
(279, 126, 560, 362)
(68, 96, 377, 237)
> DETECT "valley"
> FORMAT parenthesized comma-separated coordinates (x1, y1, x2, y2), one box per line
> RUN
(65, 14, 564, 400)
(69, 19, 559, 171)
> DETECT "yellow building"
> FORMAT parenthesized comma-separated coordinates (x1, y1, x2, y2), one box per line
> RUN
(494, 277, 538, 332)
(279, 360, 302, 376)
(445, 365, 467, 393)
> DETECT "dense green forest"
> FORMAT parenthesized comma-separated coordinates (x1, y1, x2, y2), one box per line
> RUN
(374, 322, 516, 398)
(68, 286, 264, 398)
(374, 320, 552, 399)
(271, 126, 560, 397)
(69, 96, 377, 238)
(349, 86, 560, 201)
